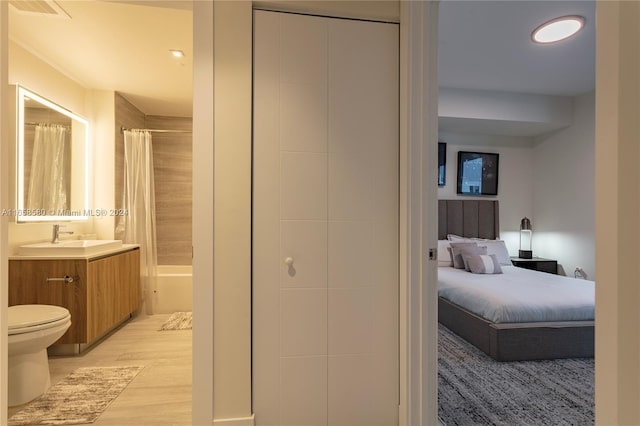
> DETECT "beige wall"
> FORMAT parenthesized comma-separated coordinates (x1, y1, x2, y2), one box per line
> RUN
(595, 1, 640, 424)
(213, 1, 253, 420)
(8, 42, 85, 116)
(88, 89, 116, 241)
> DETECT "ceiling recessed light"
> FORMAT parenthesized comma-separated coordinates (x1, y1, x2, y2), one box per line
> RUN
(170, 49, 185, 58)
(531, 15, 585, 44)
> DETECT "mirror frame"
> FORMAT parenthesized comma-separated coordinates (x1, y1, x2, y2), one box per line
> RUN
(16, 85, 90, 222)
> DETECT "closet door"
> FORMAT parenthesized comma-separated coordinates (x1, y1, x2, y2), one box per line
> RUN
(253, 10, 398, 426)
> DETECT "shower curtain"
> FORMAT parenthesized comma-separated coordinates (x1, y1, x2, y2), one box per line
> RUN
(27, 124, 69, 211)
(116, 130, 158, 315)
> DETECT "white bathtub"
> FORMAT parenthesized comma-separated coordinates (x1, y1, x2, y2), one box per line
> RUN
(153, 265, 193, 314)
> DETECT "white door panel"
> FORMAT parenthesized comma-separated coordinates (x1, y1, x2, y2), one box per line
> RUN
(280, 82, 328, 153)
(327, 221, 375, 288)
(328, 152, 374, 220)
(280, 220, 327, 288)
(280, 355, 328, 426)
(253, 10, 398, 425)
(280, 152, 327, 220)
(280, 288, 328, 356)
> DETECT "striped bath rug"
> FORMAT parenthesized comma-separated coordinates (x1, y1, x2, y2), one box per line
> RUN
(159, 311, 192, 331)
(8, 365, 144, 425)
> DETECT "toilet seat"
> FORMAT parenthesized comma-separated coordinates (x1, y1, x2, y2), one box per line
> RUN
(8, 305, 71, 336)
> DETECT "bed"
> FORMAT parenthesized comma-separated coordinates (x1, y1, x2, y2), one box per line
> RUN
(437, 199, 595, 361)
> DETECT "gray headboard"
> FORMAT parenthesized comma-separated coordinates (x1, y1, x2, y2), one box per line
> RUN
(438, 199, 500, 240)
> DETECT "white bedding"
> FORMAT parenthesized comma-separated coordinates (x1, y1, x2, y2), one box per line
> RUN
(438, 265, 595, 323)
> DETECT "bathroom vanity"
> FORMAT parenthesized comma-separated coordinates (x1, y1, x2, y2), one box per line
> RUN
(8, 245, 140, 352)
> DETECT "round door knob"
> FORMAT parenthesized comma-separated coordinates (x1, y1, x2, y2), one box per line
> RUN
(284, 257, 294, 266)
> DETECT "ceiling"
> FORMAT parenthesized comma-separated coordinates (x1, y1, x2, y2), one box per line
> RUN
(7, 0, 595, 120)
(9, 0, 193, 117)
(439, 0, 595, 96)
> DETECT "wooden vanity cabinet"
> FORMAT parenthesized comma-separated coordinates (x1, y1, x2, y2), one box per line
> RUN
(86, 249, 140, 340)
(9, 247, 140, 345)
(9, 258, 88, 343)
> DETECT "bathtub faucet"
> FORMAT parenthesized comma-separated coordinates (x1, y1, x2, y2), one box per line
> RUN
(51, 224, 74, 244)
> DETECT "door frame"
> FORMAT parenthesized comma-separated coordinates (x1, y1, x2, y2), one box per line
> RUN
(251, 7, 402, 424)
(398, 2, 439, 424)
(0, 1, 437, 424)
(0, 0, 8, 421)
(3, 1, 640, 425)
(192, 1, 215, 425)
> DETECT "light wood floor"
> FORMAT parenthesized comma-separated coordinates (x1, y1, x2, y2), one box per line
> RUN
(9, 314, 192, 425)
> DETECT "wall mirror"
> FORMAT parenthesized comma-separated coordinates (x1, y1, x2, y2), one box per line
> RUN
(16, 86, 89, 222)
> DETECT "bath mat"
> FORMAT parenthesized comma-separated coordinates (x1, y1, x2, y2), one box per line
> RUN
(159, 311, 192, 331)
(8, 365, 144, 426)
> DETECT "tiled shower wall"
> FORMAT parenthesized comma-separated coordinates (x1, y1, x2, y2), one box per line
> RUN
(115, 93, 193, 265)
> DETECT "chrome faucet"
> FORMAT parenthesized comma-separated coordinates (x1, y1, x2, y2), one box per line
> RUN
(51, 224, 74, 243)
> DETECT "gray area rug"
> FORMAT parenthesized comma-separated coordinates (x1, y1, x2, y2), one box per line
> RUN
(159, 311, 192, 331)
(8, 365, 144, 426)
(438, 324, 594, 426)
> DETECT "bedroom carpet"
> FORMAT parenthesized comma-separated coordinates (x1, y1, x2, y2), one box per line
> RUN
(159, 311, 192, 331)
(438, 324, 594, 426)
(8, 366, 144, 426)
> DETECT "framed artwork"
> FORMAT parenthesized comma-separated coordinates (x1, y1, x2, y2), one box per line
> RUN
(438, 142, 446, 187)
(456, 151, 499, 196)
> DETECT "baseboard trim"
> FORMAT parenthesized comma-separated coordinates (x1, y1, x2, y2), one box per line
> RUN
(213, 414, 255, 426)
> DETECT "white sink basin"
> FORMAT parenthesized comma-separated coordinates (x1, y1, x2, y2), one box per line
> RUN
(18, 240, 123, 256)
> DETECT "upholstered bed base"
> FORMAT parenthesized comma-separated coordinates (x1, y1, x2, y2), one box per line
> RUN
(439, 297, 594, 361)
(437, 199, 595, 361)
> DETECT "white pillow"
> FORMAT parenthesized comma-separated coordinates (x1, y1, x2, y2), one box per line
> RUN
(449, 242, 486, 269)
(464, 254, 503, 274)
(448, 233, 490, 242)
(477, 240, 512, 265)
(437, 240, 452, 267)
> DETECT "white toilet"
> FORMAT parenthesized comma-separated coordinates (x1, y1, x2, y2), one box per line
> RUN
(8, 304, 71, 406)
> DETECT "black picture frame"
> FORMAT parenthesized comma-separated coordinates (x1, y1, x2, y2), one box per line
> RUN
(438, 142, 446, 187)
(456, 151, 499, 196)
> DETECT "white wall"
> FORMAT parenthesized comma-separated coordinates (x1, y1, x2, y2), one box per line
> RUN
(212, 1, 252, 422)
(191, 1, 215, 424)
(439, 92, 595, 278)
(87, 90, 116, 240)
(439, 88, 573, 137)
(437, 133, 534, 255)
(532, 92, 595, 278)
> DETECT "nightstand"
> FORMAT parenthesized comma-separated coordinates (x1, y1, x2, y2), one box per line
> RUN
(510, 257, 558, 274)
